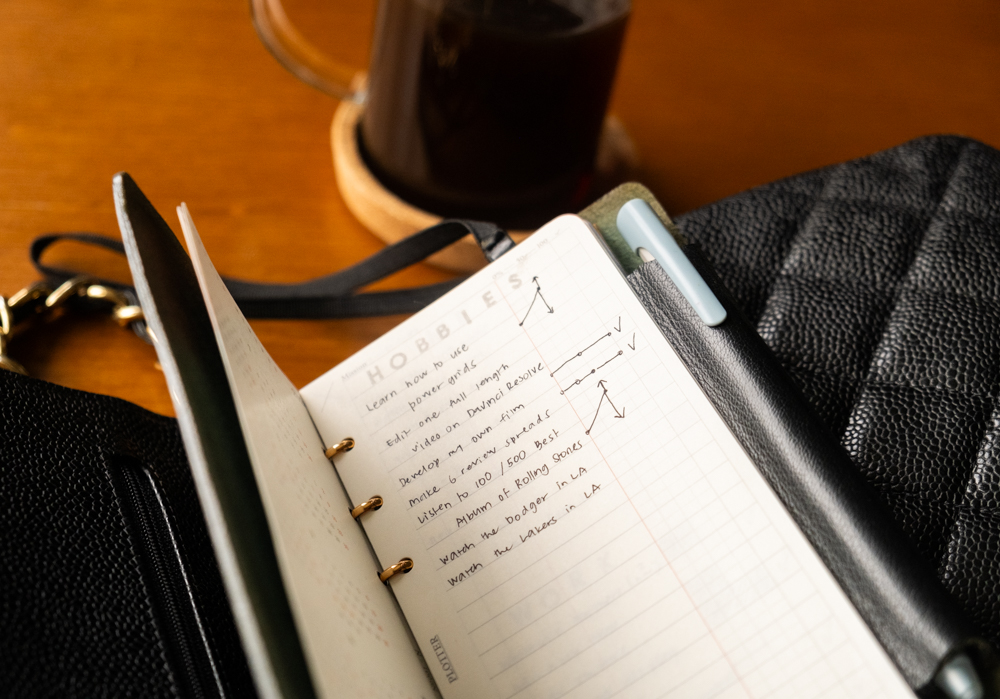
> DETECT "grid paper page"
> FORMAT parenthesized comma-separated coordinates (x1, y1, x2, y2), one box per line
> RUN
(300, 215, 913, 699)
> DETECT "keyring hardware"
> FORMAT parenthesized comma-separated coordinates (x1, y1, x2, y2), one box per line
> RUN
(0, 276, 145, 377)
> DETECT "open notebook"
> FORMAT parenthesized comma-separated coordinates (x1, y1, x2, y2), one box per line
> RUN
(119, 176, 914, 699)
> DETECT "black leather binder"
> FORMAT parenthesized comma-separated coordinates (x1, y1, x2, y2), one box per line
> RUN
(113, 174, 996, 698)
(584, 182, 997, 698)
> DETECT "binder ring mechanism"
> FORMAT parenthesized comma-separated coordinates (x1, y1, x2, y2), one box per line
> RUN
(323, 438, 383, 520)
(379, 558, 414, 583)
(350, 495, 383, 519)
(322, 437, 413, 584)
(324, 437, 355, 459)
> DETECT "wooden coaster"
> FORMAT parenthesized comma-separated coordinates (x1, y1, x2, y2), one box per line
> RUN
(331, 98, 638, 273)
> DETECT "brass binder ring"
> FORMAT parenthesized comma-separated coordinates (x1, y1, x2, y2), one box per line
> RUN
(379, 558, 414, 583)
(350, 495, 383, 519)
(325, 438, 355, 459)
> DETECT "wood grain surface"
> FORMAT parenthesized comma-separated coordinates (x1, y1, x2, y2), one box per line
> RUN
(2, 0, 997, 416)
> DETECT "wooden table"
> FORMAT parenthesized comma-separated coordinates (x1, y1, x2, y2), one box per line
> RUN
(2, 0, 997, 417)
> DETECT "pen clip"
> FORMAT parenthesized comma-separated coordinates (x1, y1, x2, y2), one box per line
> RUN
(616, 199, 727, 327)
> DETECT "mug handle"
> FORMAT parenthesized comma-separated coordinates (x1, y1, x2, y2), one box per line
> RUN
(250, 0, 366, 103)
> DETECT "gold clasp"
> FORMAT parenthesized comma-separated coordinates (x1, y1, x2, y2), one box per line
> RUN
(45, 277, 143, 325)
(85, 284, 145, 326)
(0, 276, 146, 376)
(0, 296, 26, 375)
(0, 295, 12, 337)
(7, 281, 53, 311)
(45, 276, 95, 309)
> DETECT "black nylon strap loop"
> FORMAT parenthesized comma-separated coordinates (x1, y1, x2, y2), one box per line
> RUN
(30, 233, 130, 289)
(30, 220, 513, 320)
(234, 279, 467, 319)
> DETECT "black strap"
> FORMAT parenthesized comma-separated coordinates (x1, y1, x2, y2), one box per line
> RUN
(30, 220, 514, 319)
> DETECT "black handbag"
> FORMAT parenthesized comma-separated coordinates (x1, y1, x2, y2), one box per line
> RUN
(0, 368, 257, 698)
(2, 134, 998, 697)
(673, 134, 1000, 652)
(0, 218, 511, 699)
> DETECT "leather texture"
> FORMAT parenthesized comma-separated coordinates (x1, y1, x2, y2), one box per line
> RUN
(669, 134, 1000, 681)
(629, 252, 979, 691)
(0, 369, 257, 699)
(4, 135, 997, 696)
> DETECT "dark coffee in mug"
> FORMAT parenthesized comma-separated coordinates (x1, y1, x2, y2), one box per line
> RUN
(361, 0, 630, 228)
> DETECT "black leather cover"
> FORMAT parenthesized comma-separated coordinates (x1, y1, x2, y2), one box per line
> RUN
(664, 134, 1000, 691)
(0, 369, 256, 698)
(115, 172, 319, 699)
(628, 254, 979, 692)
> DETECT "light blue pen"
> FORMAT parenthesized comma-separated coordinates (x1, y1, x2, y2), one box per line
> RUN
(619, 198, 984, 699)
(616, 198, 727, 327)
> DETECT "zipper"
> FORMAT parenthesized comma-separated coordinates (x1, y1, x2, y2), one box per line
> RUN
(112, 456, 225, 699)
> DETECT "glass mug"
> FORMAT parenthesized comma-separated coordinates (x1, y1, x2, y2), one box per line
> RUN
(252, 0, 631, 229)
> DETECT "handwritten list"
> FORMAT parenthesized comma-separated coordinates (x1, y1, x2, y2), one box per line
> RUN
(301, 216, 913, 699)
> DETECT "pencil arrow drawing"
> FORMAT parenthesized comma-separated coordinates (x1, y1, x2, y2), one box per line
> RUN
(627, 333, 636, 351)
(519, 276, 554, 327)
(598, 380, 626, 419)
(586, 380, 625, 435)
(614, 316, 622, 332)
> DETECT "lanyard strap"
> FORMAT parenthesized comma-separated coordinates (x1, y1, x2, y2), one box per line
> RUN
(29, 219, 513, 319)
